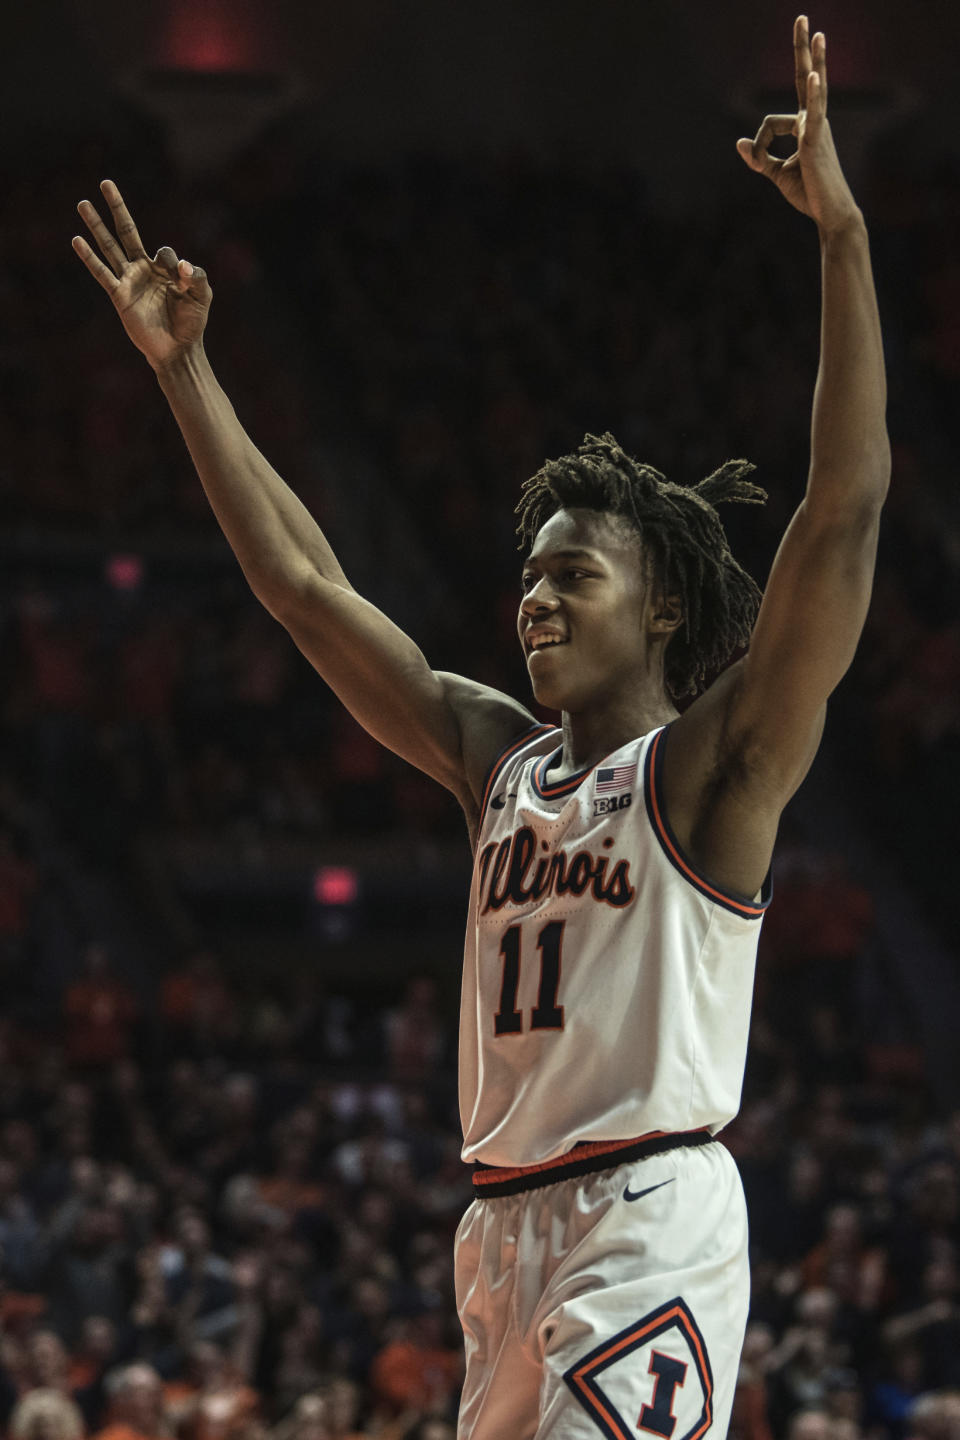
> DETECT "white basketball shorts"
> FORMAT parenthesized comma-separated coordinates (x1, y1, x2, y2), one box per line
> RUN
(454, 1136, 749, 1440)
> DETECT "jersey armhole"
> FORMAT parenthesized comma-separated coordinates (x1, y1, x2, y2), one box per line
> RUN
(478, 724, 557, 833)
(643, 724, 773, 920)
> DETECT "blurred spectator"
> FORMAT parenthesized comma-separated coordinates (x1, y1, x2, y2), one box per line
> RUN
(400, 1421, 456, 1440)
(884, 1260, 960, 1391)
(0, 1159, 41, 1289)
(92, 1363, 168, 1440)
(906, 1390, 960, 1440)
(69, 1316, 120, 1428)
(383, 979, 445, 1085)
(732, 1321, 775, 1440)
(869, 1343, 927, 1438)
(25, 1330, 71, 1395)
(786, 1413, 833, 1440)
(320, 1378, 364, 1440)
(160, 951, 237, 1060)
(369, 1306, 461, 1420)
(271, 1392, 329, 1440)
(63, 944, 138, 1070)
(44, 1194, 132, 1344)
(767, 1288, 846, 1432)
(159, 1209, 236, 1341)
(9, 1389, 85, 1440)
(173, 1342, 260, 1440)
(0, 827, 38, 961)
(801, 1204, 887, 1313)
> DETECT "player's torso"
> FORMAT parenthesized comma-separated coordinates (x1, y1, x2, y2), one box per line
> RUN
(459, 723, 770, 1167)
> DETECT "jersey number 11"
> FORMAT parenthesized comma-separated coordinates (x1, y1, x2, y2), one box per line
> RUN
(494, 920, 565, 1035)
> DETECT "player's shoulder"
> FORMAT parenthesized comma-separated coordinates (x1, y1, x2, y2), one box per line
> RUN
(436, 671, 542, 816)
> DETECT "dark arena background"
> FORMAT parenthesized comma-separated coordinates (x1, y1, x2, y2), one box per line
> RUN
(2, 2, 959, 1438)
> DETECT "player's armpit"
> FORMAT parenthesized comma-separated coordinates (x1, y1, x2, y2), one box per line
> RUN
(275, 573, 536, 815)
(661, 497, 880, 900)
(724, 493, 883, 798)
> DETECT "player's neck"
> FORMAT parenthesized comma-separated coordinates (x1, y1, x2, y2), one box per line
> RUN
(556, 691, 679, 778)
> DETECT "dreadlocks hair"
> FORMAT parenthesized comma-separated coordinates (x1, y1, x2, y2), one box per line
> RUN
(515, 431, 767, 700)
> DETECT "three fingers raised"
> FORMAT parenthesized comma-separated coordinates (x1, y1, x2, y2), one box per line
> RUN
(72, 182, 210, 300)
(73, 180, 145, 285)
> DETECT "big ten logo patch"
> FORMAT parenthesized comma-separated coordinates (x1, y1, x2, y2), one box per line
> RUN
(594, 791, 632, 817)
(563, 1298, 714, 1440)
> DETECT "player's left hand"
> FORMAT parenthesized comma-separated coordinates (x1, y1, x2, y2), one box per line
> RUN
(736, 15, 860, 234)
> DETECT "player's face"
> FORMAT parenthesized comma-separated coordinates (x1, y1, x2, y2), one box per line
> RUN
(517, 508, 657, 713)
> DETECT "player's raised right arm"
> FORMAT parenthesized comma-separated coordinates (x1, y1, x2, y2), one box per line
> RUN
(73, 181, 534, 808)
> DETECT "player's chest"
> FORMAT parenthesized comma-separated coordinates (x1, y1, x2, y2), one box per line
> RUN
(476, 778, 643, 925)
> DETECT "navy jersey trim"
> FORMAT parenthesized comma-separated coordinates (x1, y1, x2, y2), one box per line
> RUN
(644, 725, 772, 920)
(478, 724, 557, 834)
(530, 747, 596, 801)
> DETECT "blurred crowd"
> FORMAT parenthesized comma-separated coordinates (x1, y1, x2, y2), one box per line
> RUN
(0, 90, 958, 1440)
(0, 952, 464, 1440)
(0, 869, 957, 1440)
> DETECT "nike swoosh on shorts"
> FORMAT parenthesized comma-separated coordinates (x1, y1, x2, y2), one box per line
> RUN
(622, 1178, 675, 1203)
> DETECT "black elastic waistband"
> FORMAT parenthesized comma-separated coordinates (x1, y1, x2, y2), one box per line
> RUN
(472, 1128, 713, 1198)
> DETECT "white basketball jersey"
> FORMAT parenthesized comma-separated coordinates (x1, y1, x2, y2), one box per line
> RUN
(459, 723, 771, 1168)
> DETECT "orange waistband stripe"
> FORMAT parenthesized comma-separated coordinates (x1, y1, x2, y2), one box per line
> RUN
(471, 1128, 712, 1197)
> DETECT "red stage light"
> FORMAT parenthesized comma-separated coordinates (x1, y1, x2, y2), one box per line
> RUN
(161, 1, 267, 73)
(105, 554, 145, 591)
(313, 867, 360, 907)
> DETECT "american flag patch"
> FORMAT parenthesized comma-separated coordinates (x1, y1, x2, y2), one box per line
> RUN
(596, 764, 636, 794)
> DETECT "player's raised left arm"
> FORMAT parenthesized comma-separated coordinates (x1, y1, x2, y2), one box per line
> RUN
(726, 15, 890, 801)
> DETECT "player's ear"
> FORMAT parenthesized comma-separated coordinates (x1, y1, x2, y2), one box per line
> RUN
(650, 592, 683, 636)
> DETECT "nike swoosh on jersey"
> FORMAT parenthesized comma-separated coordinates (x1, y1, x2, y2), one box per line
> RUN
(622, 1177, 675, 1203)
(490, 791, 518, 810)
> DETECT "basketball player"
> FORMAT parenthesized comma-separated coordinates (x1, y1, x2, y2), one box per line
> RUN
(73, 15, 887, 1437)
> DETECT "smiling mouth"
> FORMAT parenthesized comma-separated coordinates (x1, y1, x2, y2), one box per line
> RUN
(527, 639, 568, 657)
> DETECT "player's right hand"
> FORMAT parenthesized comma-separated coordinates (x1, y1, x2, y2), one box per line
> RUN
(73, 179, 212, 371)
